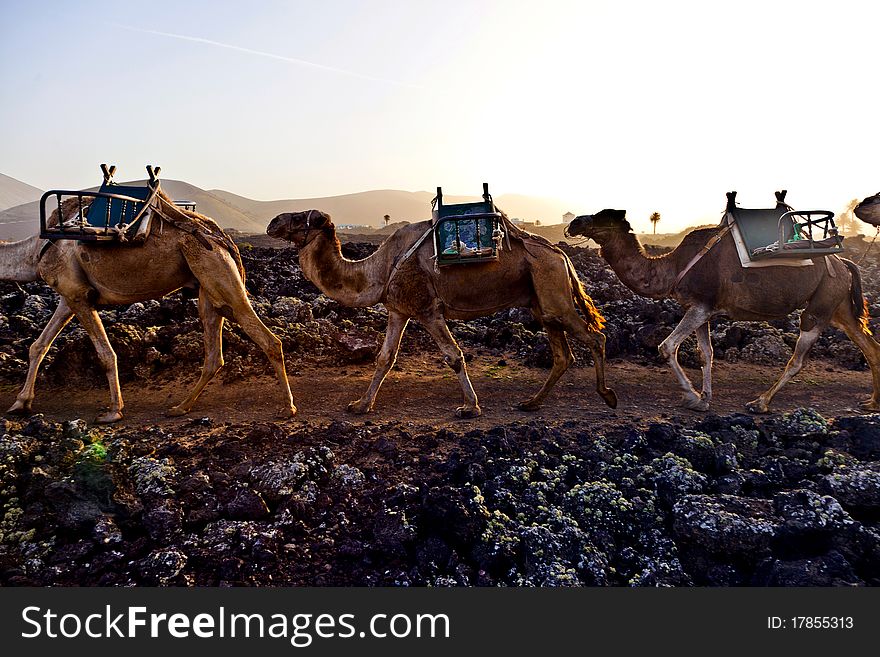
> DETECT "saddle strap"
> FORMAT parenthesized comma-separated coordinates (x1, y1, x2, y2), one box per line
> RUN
(675, 223, 733, 288)
(380, 223, 435, 299)
(152, 205, 215, 250)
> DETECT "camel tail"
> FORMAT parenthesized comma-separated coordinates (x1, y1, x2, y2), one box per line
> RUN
(564, 254, 605, 333)
(841, 258, 872, 336)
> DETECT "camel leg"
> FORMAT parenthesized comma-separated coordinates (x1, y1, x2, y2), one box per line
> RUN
(556, 316, 618, 408)
(7, 298, 74, 415)
(518, 325, 573, 411)
(167, 289, 225, 416)
(419, 313, 481, 418)
(185, 250, 295, 418)
(694, 321, 713, 410)
(746, 325, 822, 414)
(830, 305, 880, 411)
(529, 258, 616, 408)
(67, 303, 124, 424)
(348, 310, 409, 414)
(658, 306, 712, 411)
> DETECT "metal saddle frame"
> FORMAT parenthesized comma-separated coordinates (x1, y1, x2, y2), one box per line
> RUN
(432, 183, 504, 266)
(39, 164, 194, 244)
(725, 190, 843, 261)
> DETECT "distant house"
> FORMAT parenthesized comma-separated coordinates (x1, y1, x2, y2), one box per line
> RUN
(562, 212, 576, 224)
(509, 217, 526, 224)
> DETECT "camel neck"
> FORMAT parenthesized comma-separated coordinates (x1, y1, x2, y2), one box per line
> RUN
(297, 231, 391, 307)
(598, 232, 677, 299)
(0, 237, 43, 283)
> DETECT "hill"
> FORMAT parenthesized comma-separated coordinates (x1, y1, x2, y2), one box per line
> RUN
(0, 173, 43, 214)
(0, 177, 574, 240)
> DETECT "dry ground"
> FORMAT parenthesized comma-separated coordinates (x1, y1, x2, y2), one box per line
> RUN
(1, 357, 870, 431)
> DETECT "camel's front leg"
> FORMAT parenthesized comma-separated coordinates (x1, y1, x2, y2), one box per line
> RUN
(658, 306, 712, 411)
(419, 313, 481, 418)
(348, 310, 409, 414)
(7, 298, 74, 415)
(69, 303, 124, 424)
(167, 290, 225, 417)
(518, 325, 573, 411)
(694, 321, 713, 411)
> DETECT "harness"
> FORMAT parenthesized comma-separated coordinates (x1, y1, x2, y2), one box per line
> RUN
(674, 223, 733, 288)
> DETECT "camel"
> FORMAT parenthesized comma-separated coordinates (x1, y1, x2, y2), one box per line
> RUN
(266, 209, 616, 417)
(855, 192, 880, 226)
(565, 205, 880, 413)
(1, 172, 294, 423)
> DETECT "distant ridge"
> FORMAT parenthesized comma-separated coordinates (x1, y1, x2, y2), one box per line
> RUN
(0, 173, 43, 213)
(0, 175, 571, 240)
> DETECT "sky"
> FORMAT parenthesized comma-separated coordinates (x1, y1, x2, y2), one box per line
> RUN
(1, 0, 877, 232)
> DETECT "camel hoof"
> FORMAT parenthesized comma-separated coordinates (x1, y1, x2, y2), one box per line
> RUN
(455, 405, 482, 419)
(6, 400, 32, 416)
(858, 399, 880, 412)
(95, 410, 123, 425)
(683, 396, 710, 412)
(517, 399, 542, 412)
(745, 399, 770, 415)
(277, 405, 297, 418)
(347, 400, 372, 415)
(165, 405, 189, 417)
(600, 389, 618, 409)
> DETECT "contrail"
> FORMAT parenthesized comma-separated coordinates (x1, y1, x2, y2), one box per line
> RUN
(111, 24, 423, 90)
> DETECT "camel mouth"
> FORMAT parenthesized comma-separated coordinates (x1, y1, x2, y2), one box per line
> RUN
(854, 195, 880, 226)
(266, 214, 296, 242)
(565, 215, 592, 238)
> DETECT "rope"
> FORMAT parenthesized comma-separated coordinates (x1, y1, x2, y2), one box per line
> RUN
(856, 227, 880, 265)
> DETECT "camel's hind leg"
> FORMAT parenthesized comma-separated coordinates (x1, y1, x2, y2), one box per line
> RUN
(658, 305, 712, 411)
(67, 302, 124, 424)
(419, 312, 480, 418)
(559, 316, 618, 409)
(830, 304, 880, 411)
(185, 249, 295, 418)
(746, 319, 824, 414)
(7, 298, 74, 415)
(348, 310, 409, 414)
(517, 324, 573, 411)
(167, 289, 225, 416)
(530, 258, 616, 408)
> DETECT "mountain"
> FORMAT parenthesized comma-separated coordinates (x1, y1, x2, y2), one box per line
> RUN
(0, 176, 572, 240)
(0, 173, 43, 212)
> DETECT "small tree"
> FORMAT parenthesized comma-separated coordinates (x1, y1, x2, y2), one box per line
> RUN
(535, 220, 541, 226)
(649, 212, 661, 234)
(837, 199, 860, 237)
(383, 214, 390, 228)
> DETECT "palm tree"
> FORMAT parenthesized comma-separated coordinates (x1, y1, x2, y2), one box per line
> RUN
(649, 211, 661, 235)
(383, 214, 390, 228)
(837, 199, 860, 237)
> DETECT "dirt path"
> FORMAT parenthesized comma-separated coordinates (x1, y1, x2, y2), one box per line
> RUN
(1, 357, 872, 431)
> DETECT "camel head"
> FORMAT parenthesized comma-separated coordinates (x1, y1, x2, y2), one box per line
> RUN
(854, 193, 880, 227)
(565, 209, 631, 243)
(266, 210, 334, 246)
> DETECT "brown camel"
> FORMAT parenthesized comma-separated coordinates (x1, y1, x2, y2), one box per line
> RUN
(566, 207, 879, 413)
(1, 186, 294, 423)
(266, 209, 616, 417)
